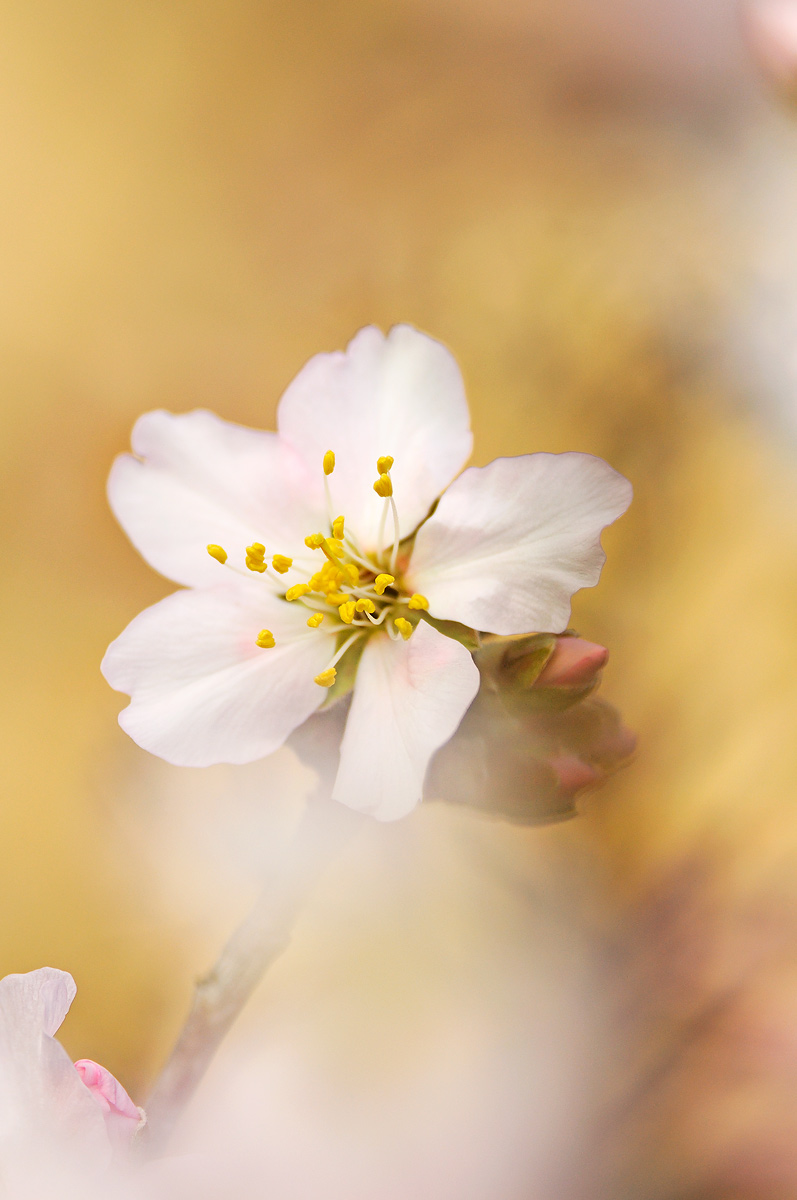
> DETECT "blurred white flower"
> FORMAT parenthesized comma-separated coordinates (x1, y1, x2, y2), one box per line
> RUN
(103, 325, 631, 820)
(0, 968, 140, 1193)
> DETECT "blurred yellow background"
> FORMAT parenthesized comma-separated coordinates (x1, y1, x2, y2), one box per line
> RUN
(3, 1, 797, 1191)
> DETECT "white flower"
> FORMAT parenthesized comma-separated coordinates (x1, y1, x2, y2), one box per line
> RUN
(102, 325, 631, 820)
(0, 968, 141, 1190)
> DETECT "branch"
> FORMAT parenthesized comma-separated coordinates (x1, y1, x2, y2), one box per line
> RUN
(142, 798, 362, 1152)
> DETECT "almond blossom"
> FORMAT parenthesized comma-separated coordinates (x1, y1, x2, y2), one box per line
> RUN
(0, 967, 141, 1189)
(102, 325, 631, 820)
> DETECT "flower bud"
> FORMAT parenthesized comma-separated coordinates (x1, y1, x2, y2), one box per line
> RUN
(534, 637, 609, 689)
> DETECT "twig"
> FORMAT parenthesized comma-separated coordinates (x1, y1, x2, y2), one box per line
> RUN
(142, 798, 362, 1152)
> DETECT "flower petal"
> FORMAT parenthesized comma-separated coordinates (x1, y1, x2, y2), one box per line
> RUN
(332, 620, 480, 821)
(0, 966, 76, 1039)
(108, 409, 323, 588)
(74, 1060, 141, 1148)
(0, 969, 110, 1171)
(277, 325, 473, 552)
(407, 453, 632, 636)
(102, 582, 333, 766)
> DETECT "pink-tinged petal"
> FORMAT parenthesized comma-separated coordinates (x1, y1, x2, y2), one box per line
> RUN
(408, 453, 632, 636)
(0, 969, 110, 1172)
(74, 1060, 141, 1148)
(102, 581, 333, 766)
(332, 620, 480, 821)
(277, 325, 473, 553)
(0, 966, 76, 1039)
(108, 409, 323, 588)
(534, 637, 608, 689)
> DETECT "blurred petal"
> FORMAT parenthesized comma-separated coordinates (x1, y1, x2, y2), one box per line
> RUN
(333, 620, 480, 820)
(744, 0, 797, 94)
(74, 1060, 141, 1148)
(408, 453, 632, 635)
(102, 581, 332, 766)
(108, 409, 322, 588)
(278, 325, 473, 551)
(0, 967, 76, 1039)
(0, 970, 109, 1173)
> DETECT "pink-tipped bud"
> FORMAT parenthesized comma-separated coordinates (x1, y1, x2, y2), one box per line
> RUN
(534, 637, 608, 690)
(74, 1058, 142, 1148)
(743, 1, 797, 97)
(547, 755, 601, 796)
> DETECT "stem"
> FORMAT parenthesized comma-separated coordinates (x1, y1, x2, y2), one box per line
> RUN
(142, 799, 362, 1153)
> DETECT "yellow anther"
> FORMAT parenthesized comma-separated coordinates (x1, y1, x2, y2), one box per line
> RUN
(374, 573, 395, 595)
(323, 450, 335, 476)
(376, 455, 394, 474)
(245, 542, 267, 572)
(314, 667, 337, 687)
(206, 544, 227, 565)
(394, 618, 413, 641)
(327, 538, 344, 557)
(256, 629, 275, 648)
(327, 592, 350, 606)
(306, 612, 324, 628)
(355, 598, 375, 614)
(332, 515, 345, 540)
(338, 600, 356, 624)
(271, 554, 293, 574)
(373, 473, 393, 498)
(286, 583, 311, 601)
(308, 572, 324, 592)
(305, 533, 325, 550)
(341, 563, 360, 585)
(407, 593, 429, 611)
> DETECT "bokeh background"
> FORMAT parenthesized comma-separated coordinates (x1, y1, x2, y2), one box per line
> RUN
(3, 1, 797, 1195)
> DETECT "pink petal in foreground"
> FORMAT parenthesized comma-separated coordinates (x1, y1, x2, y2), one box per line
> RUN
(74, 1059, 142, 1148)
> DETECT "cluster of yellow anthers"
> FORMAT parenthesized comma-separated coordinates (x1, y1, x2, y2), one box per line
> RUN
(206, 450, 430, 689)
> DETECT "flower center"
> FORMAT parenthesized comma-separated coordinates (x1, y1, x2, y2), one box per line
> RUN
(205, 451, 430, 689)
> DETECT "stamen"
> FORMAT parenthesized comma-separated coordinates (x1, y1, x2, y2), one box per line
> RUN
(376, 455, 394, 474)
(323, 450, 335, 476)
(271, 555, 293, 574)
(332, 515, 345, 540)
(327, 591, 351, 606)
(365, 606, 391, 626)
(256, 629, 275, 648)
(306, 533, 346, 569)
(376, 498, 389, 564)
(314, 630, 362, 687)
(286, 584, 311, 601)
(206, 544, 227, 564)
(245, 542, 268, 573)
(407, 594, 429, 611)
(374, 573, 395, 595)
(394, 618, 413, 641)
(355, 598, 375, 614)
(338, 600, 356, 624)
(389, 496, 400, 574)
(373, 473, 393, 498)
(307, 613, 324, 628)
